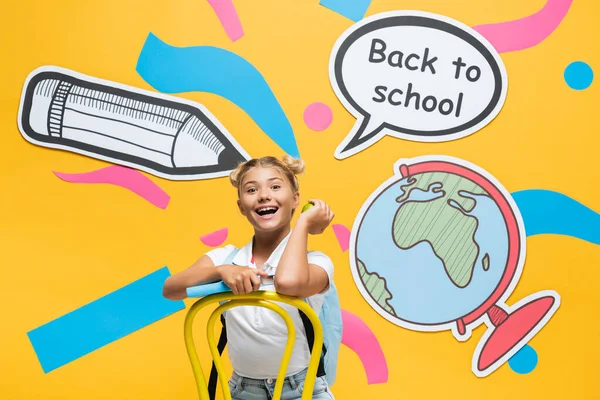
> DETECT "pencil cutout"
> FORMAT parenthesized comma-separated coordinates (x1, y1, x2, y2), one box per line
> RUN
(18, 66, 251, 181)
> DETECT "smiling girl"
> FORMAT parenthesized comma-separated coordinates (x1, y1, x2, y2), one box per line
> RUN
(163, 155, 336, 399)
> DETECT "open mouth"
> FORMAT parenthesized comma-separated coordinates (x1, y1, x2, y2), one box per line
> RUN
(255, 206, 279, 218)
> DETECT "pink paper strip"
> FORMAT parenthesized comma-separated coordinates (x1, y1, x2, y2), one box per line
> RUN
(473, 0, 573, 53)
(200, 227, 228, 247)
(332, 224, 350, 252)
(206, 0, 245, 42)
(53, 166, 170, 209)
(341, 309, 388, 384)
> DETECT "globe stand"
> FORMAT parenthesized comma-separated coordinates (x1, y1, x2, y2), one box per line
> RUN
(473, 291, 560, 377)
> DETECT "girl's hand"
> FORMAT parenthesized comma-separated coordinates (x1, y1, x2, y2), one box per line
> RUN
(218, 265, 269, 295)
(299, 199, 334, 235)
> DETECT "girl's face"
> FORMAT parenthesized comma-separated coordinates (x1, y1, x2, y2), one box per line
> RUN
(237, 166, 299, 233)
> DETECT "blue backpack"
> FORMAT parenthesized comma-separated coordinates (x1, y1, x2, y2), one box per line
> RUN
(208, 248, 342, 399)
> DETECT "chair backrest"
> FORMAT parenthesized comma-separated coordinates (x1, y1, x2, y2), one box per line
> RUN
(183, 291, 324, 400)
(221, 247, 342, 386)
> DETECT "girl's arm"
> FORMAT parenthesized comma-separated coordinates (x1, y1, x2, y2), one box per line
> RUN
(162, 255, 221, 300)
(163, 255, 269, 300)
(275, 199, 334, 298)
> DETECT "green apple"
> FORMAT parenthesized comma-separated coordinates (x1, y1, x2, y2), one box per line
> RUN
(301, 203, 314, 213)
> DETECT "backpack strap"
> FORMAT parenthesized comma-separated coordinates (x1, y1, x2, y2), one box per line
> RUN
(223, 246, 241, 266)
(208, 247, 239, 400)
(298, 309, 327, 378)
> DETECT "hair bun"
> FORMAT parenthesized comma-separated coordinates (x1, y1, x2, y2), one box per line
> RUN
(229, 160, 246, 188)
(281, 154, 305, 175)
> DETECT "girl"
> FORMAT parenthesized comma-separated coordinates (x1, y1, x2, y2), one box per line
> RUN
(163, 155, 336, 399)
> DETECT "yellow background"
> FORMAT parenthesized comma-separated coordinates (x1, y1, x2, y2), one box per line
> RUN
(1, 0, 599, 399)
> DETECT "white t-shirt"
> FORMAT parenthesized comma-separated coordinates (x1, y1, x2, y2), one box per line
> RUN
(205, 232, 334, 379)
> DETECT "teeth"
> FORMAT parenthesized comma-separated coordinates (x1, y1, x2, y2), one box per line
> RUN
(257, 207, 277, 212)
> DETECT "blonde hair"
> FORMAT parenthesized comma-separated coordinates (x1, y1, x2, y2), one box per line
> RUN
(229, 155, 305, 195)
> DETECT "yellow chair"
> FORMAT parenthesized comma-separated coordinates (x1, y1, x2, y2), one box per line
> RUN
(184, 291, 324, 400)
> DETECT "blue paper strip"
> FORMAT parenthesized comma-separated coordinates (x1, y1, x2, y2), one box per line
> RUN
(319, 0, 372, 22)
(187, 281, 231, 298)
(27, 267, 185, 373)
(136, 32, 300, 158)
(512, 189, 600, 244)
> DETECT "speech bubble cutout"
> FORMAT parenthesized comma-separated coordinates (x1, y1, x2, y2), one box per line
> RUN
(330, 11, 508, 159)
